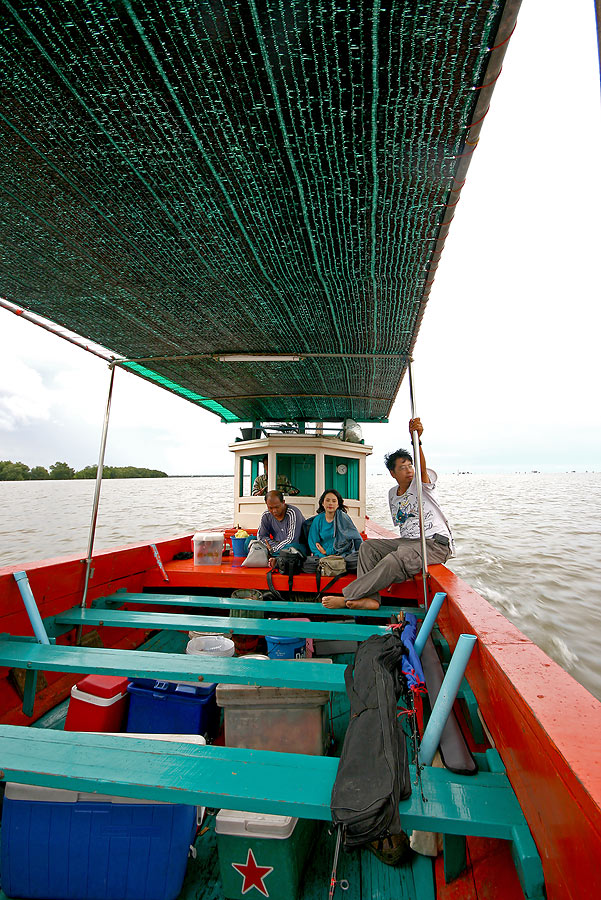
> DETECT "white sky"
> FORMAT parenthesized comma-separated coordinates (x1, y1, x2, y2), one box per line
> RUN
(1, 0, 600, 476)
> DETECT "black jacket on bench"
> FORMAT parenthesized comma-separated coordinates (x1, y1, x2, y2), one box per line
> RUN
(330, 631, 411, 849)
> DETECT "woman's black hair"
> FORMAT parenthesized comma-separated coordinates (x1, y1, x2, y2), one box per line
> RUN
(317, 488, 347, 514)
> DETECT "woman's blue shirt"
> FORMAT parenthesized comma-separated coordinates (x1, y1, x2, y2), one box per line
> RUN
(308, 510, 363, 557)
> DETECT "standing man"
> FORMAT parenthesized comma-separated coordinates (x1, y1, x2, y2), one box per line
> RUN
(323, 418, 453, 610)
(257, 490, 305, 557)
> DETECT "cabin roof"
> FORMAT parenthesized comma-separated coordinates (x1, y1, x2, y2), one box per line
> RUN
(0, 1, 518, 423)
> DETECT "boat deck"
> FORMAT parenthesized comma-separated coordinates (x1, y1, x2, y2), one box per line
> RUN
(142, 524, 420, 605)
(0, 532, 595, 899)
(145, 554, 357, 594)
(0, 627, 537, 900)
(182, 821, 437, 900)
(179, 822, 527, 900)
(0, 649, 527, 900)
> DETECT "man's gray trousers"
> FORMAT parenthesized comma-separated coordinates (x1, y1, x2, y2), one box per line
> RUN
(341, 536, 451, 604)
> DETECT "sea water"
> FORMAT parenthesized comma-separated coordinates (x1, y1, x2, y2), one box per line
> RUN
(1, 472, 600, 700)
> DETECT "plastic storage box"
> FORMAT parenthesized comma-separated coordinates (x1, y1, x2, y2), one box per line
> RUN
(216, 680, 331, 755)
(216, 809, 317, 900)
(192, 531, 223, 566)
(64, 674, 130, 732)
(126, 679, 219, 740)
(1, 773, 199, 900)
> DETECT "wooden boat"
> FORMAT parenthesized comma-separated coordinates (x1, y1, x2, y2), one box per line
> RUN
(1, 1, 600, 899)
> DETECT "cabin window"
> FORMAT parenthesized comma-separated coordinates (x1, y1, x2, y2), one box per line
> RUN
(324, 455, 359, 500)
(275, 453, 316, 496)
(239, 455, 266, 496)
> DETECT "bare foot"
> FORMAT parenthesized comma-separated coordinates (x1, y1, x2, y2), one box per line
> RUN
(321, 595, 346, 609)
(345, 597, 381, 610)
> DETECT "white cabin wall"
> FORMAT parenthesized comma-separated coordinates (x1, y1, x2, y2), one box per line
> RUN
(230, 435, 372, 533)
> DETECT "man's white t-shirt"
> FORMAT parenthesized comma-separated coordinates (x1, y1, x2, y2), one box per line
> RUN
(388, 468, 454, 552)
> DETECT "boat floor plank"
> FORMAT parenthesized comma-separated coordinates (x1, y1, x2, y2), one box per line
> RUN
(289, 823, 363, 900)
(361, 843, 434, 900)
(179, 825, 223, 900)
(469, 836, 527, 899)
(177, 820, 435, 900)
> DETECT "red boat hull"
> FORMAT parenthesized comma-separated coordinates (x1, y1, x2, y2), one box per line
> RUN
(1, 528, 599, 900)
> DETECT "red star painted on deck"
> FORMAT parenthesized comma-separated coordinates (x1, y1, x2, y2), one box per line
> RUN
(231, 847, 274, 896)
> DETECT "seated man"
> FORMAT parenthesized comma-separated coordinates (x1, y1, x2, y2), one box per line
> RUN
(253, 455, 300, 496)
(323, 418, 453, 610)
(257, 490, 305, 558)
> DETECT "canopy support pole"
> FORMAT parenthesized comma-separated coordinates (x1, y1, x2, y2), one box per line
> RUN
(78, 366, 116, 641)
(0, 298, 115, 364)
(407, 359, 429, 611)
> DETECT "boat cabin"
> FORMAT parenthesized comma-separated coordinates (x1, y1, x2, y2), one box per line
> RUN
(230, 431, 372, 530)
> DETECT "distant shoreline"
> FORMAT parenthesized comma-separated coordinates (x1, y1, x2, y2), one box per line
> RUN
(169, 474, 233, 478)
(0, 461, 168, 481)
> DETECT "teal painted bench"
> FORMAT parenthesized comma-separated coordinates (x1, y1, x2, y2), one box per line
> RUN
(0, 726, 544, 899)
(0, 638, 347, 692)
(96, 591, 416, 619)
(52, 608, 389, 640)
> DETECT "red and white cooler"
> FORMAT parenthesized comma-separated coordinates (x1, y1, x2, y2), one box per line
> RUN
(64, 674, 130, 732)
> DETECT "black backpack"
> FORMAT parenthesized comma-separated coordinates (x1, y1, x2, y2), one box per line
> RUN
(266, 546, 306, 598)
(330, 631, 411, 850)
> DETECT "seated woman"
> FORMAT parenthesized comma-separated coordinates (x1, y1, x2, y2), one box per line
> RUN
(308, 489, 363, 558)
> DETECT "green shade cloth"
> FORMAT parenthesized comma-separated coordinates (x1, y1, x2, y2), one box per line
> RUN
(0, 1, 512, 422)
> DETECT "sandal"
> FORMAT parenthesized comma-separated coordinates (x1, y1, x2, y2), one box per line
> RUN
(367, 831, 411, 867)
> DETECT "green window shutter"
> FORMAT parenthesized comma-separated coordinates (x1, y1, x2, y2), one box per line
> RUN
(276, 454, 315, 496)
(324, 456, 359, 500)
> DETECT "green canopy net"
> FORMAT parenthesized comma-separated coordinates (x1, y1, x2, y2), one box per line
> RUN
(0, 0, 517, 422)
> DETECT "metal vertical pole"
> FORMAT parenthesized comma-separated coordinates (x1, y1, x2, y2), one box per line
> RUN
(407, 359, 430, 611)
(80, 365, 116, 622)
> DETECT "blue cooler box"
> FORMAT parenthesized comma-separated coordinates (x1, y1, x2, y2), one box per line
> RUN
(126, 679, 219, 740)
(0, 781, 198, 900)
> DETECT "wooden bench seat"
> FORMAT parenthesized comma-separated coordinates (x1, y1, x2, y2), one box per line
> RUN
(53, 608, 389, 640)
(0, 638, 347, 691)
(0, 726, 544, 899)
(97, 590, 415, 619)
